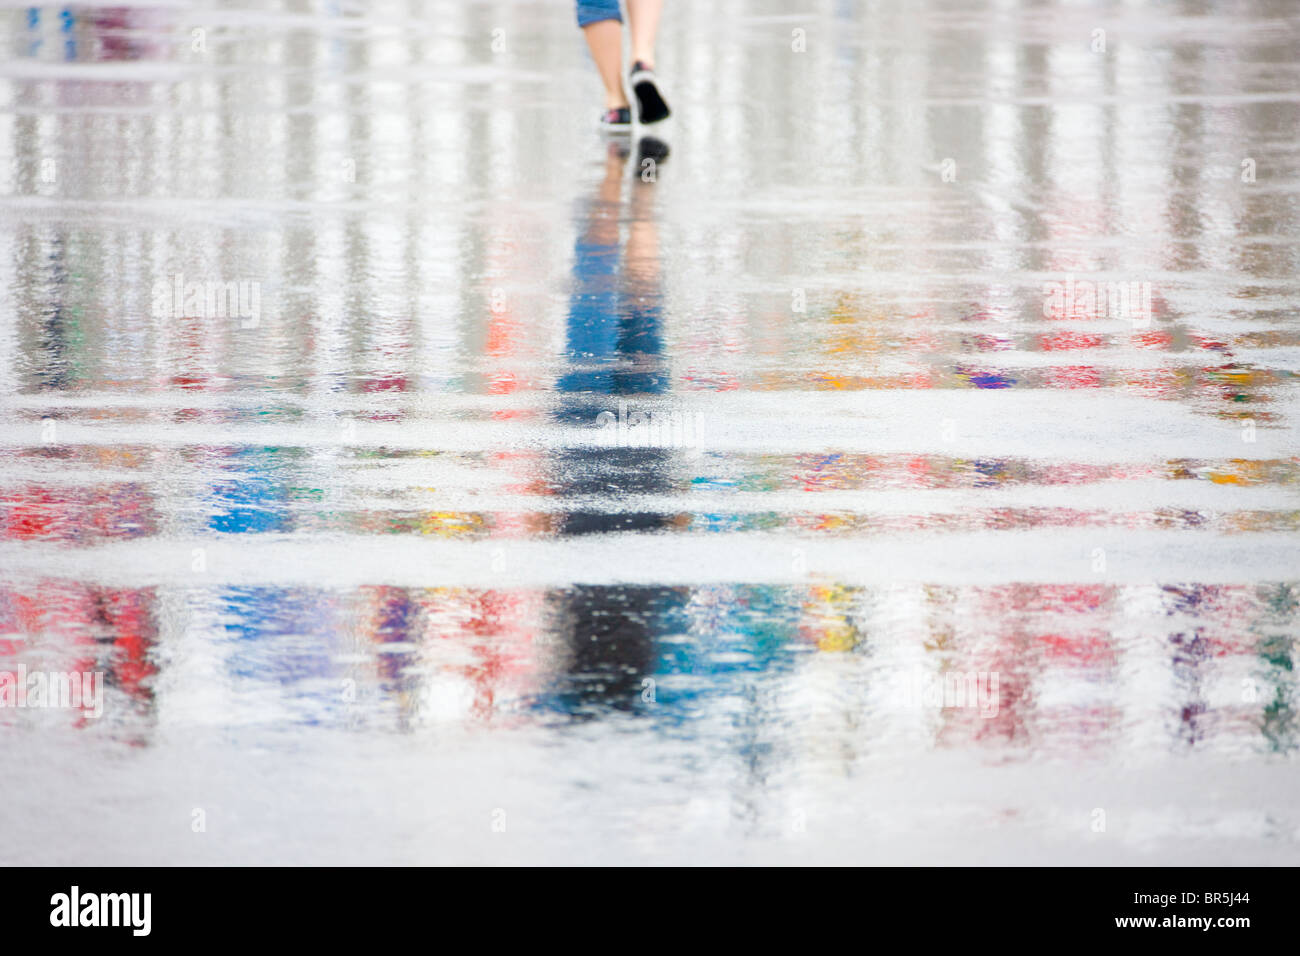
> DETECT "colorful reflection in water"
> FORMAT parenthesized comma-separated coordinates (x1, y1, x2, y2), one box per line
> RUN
(1, 0, 1298, 863)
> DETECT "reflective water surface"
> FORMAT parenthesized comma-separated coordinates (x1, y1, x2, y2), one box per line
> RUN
(1, 0, 1299, 864)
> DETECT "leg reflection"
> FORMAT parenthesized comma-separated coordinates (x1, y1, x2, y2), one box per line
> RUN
(543, 137, 680, 717)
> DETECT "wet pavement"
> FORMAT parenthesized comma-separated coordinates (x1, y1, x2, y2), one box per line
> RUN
(1, 1, 1299, 864)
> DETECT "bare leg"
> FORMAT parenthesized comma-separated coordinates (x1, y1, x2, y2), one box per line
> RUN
(627, 0, 663, 68)
(581, 19, 628, 109)
(627, 171, 660, 288)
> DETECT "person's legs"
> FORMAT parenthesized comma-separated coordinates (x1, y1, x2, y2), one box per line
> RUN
(625, 0, 670, 123)
(578, 2, 627, 110)
(626, 0, 662, 69)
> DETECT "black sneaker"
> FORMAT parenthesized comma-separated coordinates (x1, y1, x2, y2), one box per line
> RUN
(599, 106, 632, 132)
(629, 61, 670, 124)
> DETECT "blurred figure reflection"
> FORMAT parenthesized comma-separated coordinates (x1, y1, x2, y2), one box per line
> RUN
(542, 138, 681, 718)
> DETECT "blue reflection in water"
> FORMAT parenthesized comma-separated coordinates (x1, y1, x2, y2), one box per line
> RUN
(557, 143, 667, 399)
(653, 586, 803, 713)
(956, 365, 1017, 390)
(207, 448, 292, 534)
(220, 587, 337, 684)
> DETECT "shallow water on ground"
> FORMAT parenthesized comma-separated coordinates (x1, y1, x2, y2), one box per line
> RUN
(1, 0, 1298, 864)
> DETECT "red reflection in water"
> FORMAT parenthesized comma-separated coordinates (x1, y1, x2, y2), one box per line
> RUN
(2, 484, 158, 543)
(0, 582, 158, 726)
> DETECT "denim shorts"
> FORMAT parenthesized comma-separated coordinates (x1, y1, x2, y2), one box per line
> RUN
(577, 0, 621, 27)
